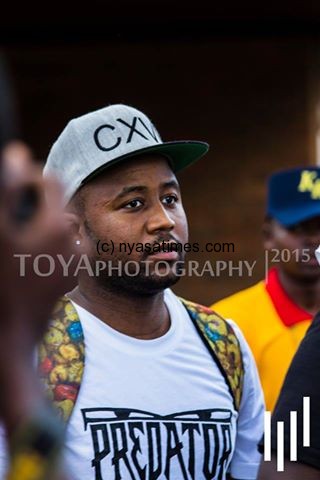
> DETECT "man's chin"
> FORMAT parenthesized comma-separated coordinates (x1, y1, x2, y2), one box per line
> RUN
(95, 268, 181, 296)
(127, 271, 181, 295)
(92, 257, 185, 295)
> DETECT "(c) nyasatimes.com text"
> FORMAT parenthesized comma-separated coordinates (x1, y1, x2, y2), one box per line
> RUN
(96, 240, 235, 256)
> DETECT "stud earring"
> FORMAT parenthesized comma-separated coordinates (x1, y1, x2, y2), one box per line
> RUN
(76, 240, 81, 245)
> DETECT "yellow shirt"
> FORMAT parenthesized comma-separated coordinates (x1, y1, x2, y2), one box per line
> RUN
(211, 268, 312, 411)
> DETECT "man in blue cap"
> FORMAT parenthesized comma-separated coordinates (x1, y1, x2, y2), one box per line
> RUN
(212, 167, 320, 412)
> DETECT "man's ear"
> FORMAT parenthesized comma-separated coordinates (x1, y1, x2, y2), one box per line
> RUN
(262, 216, 275, 251)
(63, 212, 83, 244)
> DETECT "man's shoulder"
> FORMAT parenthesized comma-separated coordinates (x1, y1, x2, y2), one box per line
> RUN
(177, 295, 236, 328)
(179, 296, 223, 315)
(178, 295, 245, 411)
(178, 295, 244, 364)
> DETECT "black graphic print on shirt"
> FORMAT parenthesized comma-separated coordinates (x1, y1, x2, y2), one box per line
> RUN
(81, 407, 234, 480)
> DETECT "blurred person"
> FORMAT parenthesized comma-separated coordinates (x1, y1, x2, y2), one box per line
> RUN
(257, 311, 320, 479)
(0, 153, 76, 479)
(0, 103, 265, 480)
(211, 167, 320, 411)
(1, 139, 34, 165)
(257, 242, 320, 479)
(0, 54, 71, 479)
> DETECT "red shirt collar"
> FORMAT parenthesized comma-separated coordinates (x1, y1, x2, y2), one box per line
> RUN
(265, 267, 312, 327)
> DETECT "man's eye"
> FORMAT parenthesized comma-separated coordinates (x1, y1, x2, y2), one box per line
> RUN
(124, 199, 143, 209)
(163, 195, 178, 205)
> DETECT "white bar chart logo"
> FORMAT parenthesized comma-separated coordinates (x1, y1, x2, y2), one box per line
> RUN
(264, 396, 310, 471)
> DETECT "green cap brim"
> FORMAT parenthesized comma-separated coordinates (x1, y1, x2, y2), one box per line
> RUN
(82, 140, 209, 186)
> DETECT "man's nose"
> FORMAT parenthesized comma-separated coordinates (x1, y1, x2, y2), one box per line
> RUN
(146, 203, 175, 233)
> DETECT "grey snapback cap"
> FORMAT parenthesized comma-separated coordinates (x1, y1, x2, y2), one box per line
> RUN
(44, 104, 209, 204)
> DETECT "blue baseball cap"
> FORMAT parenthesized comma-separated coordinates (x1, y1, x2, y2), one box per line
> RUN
(267, 167, 320, 227)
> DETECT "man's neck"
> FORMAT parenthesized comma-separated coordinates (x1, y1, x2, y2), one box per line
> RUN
(278, 269, 320, 316)
(67, 280, 170, 340)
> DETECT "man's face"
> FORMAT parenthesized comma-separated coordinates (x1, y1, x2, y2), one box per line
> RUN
(74, 154, 188, 294)
(263, 216, 320, 280)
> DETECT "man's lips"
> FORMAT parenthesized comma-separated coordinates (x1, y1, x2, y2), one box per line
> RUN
(147, 251, 179, 261)
(146, 241, 180, 261)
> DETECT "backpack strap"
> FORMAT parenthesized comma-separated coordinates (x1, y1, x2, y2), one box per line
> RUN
(180, 297, 244, 411)
(39, 295, 244, 422)
(38, 296, 85, 421)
